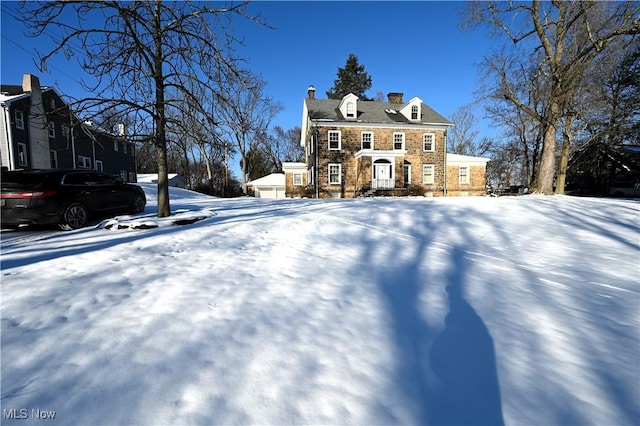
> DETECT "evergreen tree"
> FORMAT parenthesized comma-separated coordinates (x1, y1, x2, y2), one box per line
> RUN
(326, 53, 373, 100)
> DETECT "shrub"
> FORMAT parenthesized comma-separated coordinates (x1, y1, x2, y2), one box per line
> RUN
(406, 184, 427, 196)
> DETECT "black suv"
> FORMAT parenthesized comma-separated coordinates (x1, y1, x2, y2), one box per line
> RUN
(1, 169, 146, 230)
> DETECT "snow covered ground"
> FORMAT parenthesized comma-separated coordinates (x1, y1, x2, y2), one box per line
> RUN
(1, 186, 639, 426)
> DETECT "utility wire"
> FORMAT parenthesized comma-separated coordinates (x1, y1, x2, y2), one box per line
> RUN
(1, 34, 85, 86)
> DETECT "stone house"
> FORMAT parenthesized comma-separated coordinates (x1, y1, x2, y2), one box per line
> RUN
(287, 86, 489, 198)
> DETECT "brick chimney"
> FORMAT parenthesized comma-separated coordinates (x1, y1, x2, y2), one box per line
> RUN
(387, 92, 404, 104)
(307, 85, 316, 99)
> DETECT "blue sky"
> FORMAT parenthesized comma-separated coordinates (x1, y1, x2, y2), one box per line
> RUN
(1, 1, 496, 167)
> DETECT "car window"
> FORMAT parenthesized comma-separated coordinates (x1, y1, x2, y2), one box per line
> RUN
(96, 174, 120, 185)
(62, 173, 90, 185)
(63, 172, 121, 186)
(1, 172, 48, 186)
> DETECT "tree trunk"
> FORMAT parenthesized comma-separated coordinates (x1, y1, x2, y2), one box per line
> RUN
(536, 94, 562, 195)
(156, 140, 171, 216)
(241, 152, 248, 194)
(154, 1, 171, 217)
(555, 117, 574, 195)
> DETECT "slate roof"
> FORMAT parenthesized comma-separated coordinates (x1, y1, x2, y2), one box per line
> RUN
(305, 98, 453, 126)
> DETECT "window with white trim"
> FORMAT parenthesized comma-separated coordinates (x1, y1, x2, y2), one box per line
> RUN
(423, 133, 435, 152)
(393, 133, 405, 150)
(18, 143, 28, 166)
(361, 132, 373, 150)
(346, 102, 355, 118)
(50, 150, 58, 168)
(293, 173, 302, 186)
(78, 155, 92, 169)
(62, 124, 70, 137)
(328, 163, 341, 185)
(411, 105, 419, 120)
(422, 164, 435, 184)
(95, 160, 104, 171)
(328, 131, 341, 150)
(48, 122, 56, 138)
(15, 111, 24, 130)
(459, 166, 469, 184)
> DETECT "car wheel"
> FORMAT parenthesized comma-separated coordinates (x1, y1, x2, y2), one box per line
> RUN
(131, 194, 146, 214)
(59, 203, 89, 230)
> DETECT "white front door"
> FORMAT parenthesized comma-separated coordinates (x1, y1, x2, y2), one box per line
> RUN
(374, 163, 393, 189)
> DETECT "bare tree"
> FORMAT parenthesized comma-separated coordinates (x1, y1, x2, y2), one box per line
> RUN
(465, 1, 639, 194)
(447, 104, 493, 157)
(20, 0, 262, 216)
(259, 125, 305, 172)
(214, 74, 283, 192)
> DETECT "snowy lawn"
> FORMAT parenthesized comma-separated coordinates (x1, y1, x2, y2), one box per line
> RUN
(1, 186, 639, 425)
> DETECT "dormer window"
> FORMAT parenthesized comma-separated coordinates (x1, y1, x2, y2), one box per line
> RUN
(338, 93, 359, 121)
(346, 102, 355, 118)
(400, 97, 423, 122)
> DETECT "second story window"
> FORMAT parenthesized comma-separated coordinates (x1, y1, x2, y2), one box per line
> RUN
(114, 140, 119, 152)
(48, 122, 56, 138)
(423, 133, 435, 152)
(361, 132, 373, 150)
(15, 111, 24, 129)
(62, 125, 70, 137)
(393, 133, 405, 150)
(328, 130, 341, 150)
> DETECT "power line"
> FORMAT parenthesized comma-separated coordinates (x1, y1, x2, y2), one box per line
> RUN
(1, 34, 85, 86)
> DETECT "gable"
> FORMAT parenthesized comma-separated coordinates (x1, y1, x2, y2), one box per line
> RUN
(399, 97, 423, 122)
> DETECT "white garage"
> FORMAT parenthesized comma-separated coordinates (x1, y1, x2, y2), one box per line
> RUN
(246, 173, 286, 199)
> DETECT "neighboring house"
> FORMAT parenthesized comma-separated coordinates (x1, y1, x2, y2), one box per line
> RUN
(246, 173, 286, 199)
(289, 86, 489, 198)
(566, 142, 640, 197)
(137, 173, 188, 189)
(1, 73, 137, 181)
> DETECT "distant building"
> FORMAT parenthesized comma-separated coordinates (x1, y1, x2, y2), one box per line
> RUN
(246, 173, 286, 199)
(1, 73, 137, 181)
(137, 173, 188, 189)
